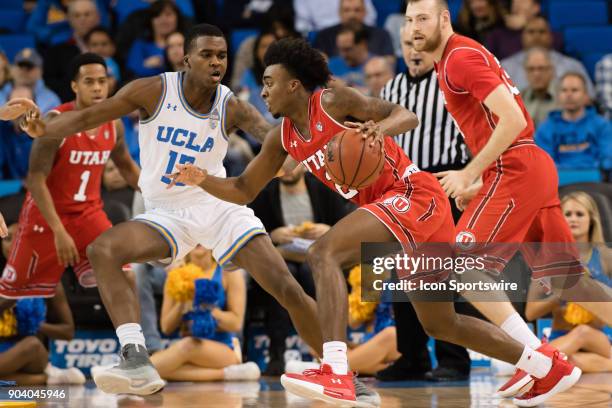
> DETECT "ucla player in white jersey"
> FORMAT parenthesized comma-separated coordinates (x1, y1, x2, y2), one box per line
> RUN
(22, 24, 323, 395)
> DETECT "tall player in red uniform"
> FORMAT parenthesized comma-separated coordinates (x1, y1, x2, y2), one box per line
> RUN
(168, 38, 578, 407)
(404, 0, 605, 406)
(0, 53, 139, 299)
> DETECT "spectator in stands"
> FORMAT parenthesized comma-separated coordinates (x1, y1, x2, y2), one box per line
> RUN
(295, 0, 378, 35)
(455, 0, 506, 44)
(364, 57, 395, 97)
(501, 16, 595, 97)
(126, 0, 187, 78)
(313, 0, 394, 60)
(237, 30, 279, 123)
(84, 26, 121, 92)
(525, 192, 611, 373)
(0, 50, 11, 93)
(521, 47, 558, 127)
(26, 0, 108, 46)
(230, 6, 300, 91)
(0, 86, 36, 180)
(165, 32, 186, 72)
(485, 0, 541, 59)
(328, 24, 371, 92)
(536, 72, 612, 179)
(595, 53, 612, 120)
(43, 0, 101, 101)
(248, 159, 350, 374)
(150, 246, 261, 382)
(0, 49, 60, 115)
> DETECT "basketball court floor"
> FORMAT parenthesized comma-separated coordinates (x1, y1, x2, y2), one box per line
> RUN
(8, 370, 609, 407)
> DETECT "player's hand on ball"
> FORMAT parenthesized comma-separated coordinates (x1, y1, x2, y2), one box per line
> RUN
(344, 120, 384, 148)
(434, 169, 474, 199)
(166, 164, 208, 188)
(0, 98, 38, 121)
(0, 211, 7, 238)
(53, 228, 80, 267)
(20, 108, 45, 138)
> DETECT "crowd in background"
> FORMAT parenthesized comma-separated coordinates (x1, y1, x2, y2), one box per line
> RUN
(0, 0, 610, 385)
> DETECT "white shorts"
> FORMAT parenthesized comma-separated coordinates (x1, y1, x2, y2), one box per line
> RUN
(133, 199, 266, 266)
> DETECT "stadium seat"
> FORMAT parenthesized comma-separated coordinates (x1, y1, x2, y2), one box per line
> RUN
(230, 29, 259, 55)
(372, 0, 402, 28)
(0, 10, 26, 33)
(581, 52, 607, 80)
(0, 0, 23, 10)
(557, 169, 602, 186)
(548, 1, 608, 31)
(448, 0, 462, 23)
(563, 26, 612, 57)
(0, 34, 35, 62)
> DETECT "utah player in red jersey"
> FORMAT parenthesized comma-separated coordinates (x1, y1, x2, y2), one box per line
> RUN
(403, 0, 609, 405)
(0, 53, 140, 299)
(0, 98, 39, 239)
(167, 38, 566, 407)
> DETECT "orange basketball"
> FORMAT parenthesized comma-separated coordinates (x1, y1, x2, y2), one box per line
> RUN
(324, 128, 385, 190)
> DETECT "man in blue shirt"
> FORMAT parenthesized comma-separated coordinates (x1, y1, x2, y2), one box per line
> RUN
(0, 48, 61, 114)
(536, 72, 612, 180)
(328, 24, 371, 93)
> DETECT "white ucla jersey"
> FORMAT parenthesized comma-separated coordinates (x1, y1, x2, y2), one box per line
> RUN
(138, 71, 233, 209)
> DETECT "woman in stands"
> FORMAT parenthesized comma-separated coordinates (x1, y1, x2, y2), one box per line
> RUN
(150, 245, 260, 381)
(456, 0, 506, 44)
(526, 192, 612, 373)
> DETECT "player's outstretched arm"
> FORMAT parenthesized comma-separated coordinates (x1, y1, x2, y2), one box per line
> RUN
(167, 125, 287, 205)
(225, 96, 274, 143)
(324, 86, 419, 137)
(0, 98, 38, 121)
(110, 119, 141, 190)
(28, 77, 161, 140)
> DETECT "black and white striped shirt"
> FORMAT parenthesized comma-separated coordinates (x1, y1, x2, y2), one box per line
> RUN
(381, 69, 469, 172)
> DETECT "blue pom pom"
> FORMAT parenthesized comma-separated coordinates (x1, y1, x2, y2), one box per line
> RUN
(15, 298, 46, 336)
(191, 309, 217, 339)
(374, 303, 394, 334)
(194, 279, 222, 308)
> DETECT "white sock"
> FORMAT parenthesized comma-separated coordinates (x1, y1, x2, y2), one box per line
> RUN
(116, 323, 146, 349)
(501, 312, 541, 349)
(322, 341, 348, 375)
(515, 346, 552, 379)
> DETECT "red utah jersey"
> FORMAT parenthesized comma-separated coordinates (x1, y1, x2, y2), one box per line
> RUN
(281, 89, 418, 206)
(24, 101, 116, 219)
(434, 34, 535, 156)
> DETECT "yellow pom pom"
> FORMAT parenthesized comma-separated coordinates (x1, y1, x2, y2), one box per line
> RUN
(0, 308, 17, 338)
(347, 265, 377, 325)
(564, 303, 594, 325)
(166, 263, 209, 302)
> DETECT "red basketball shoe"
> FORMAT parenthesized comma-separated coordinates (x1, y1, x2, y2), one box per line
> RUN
(512, 348, 581, 407)
(281, 363, 357, 407)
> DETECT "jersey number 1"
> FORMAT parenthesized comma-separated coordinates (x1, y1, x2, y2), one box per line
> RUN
(73, 170, 90, 202)
(161, 150, 196, 186)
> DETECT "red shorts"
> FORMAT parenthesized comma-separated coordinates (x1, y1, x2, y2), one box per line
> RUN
(362, 171, 455, 283)
(0, 208, 112, 298)
(456, 145, 583, 279)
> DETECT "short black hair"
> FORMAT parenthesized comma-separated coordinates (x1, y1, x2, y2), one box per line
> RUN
(68, 53, 107, 81)
(263, 38, 331, 92)
(338, 22, 369, 45)
(83, 25, 113, 45)
(184, 23, 226, 54)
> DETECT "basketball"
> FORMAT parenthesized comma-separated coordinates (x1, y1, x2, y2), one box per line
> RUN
(324, 128, 385, 189)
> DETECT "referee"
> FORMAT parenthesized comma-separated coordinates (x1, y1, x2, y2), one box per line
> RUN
(376, 27, 476, 383)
